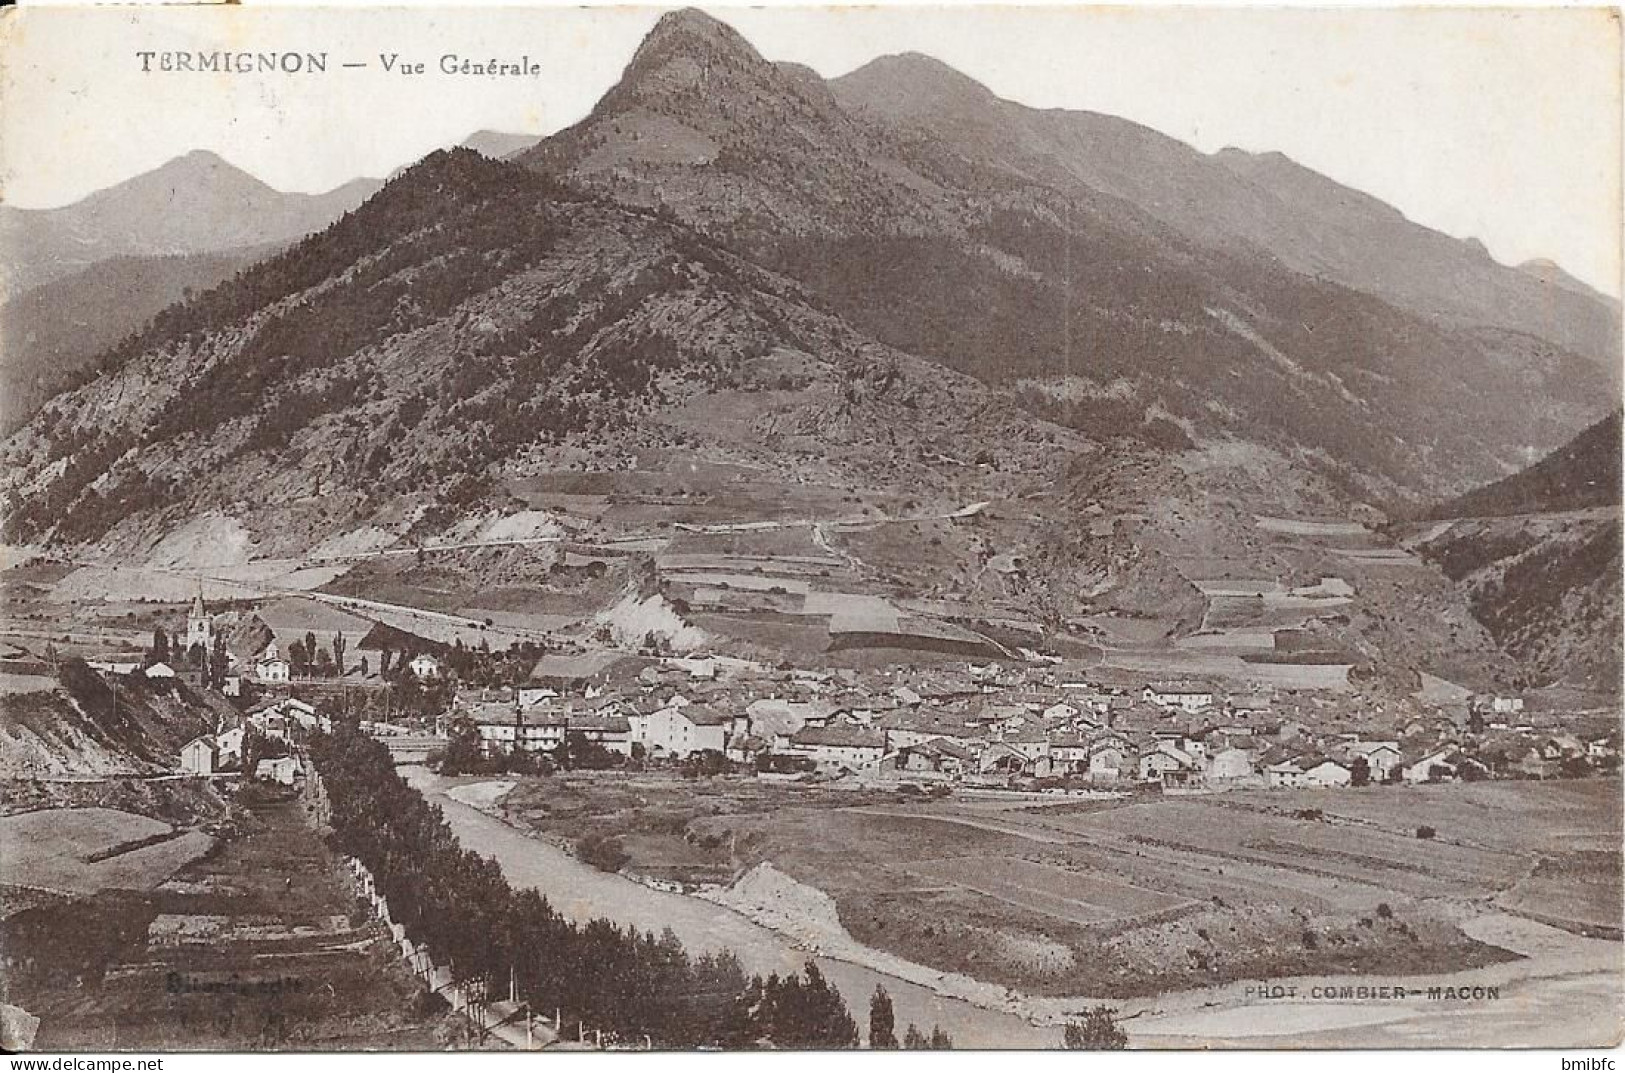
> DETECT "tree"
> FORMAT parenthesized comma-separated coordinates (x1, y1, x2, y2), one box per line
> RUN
(314, 648, 336, 677)
(1064, 1006, 1128, 1050)
(147, 626, 170, 667)
(1350, 756, 1371, 787)
(903, 1024, 928, 1049)
(437, 716, 484, 774)
(332, 632, 347, 674)
(288, 639, 309, 676)
(186, 640, 206, 669)
(868, 986, 897, 1049)
(208, 634, 229, 689)
(928, 1026, 953, 1049)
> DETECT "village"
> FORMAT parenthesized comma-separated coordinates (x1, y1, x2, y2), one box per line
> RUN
(148, 588, 1619, 795)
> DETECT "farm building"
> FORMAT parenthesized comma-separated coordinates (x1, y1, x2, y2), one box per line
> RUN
(1402, 746, 1458, 784)
(526, 650, 642, 693)
(1206, 747, 1255, 783)
(892, 737, 973, 776)
(180, 736, 217, 775)
(1346, 740, 1402, 781)
(1142, 681, 1214, 713)
(1139, 742, 1200, 785)
(1087, 737, 1132, 782)
(145, 662, 177, 680)
(978, 740, 1032, 777)
(216, 725, 246, 766)
(409, 654, 444, 679)
(1300, 757, 1352, 787)
(472, 703, 567, 756)
(786, 726, 886, 772)
(568, 711, 634, 755)
(643, 703, 729, 758)
(1049, 734, 1091, 776)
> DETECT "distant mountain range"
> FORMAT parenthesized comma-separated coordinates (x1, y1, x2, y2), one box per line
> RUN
(0, 150, 380, 298)
(829, 52, 1620, 375)
(1, 8, 1617, 694)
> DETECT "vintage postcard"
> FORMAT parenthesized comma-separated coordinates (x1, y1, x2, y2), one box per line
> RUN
(0, 1, 1620, 1055)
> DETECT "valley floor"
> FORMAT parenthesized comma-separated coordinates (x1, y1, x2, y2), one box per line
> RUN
(431, 768, 1623, 1046)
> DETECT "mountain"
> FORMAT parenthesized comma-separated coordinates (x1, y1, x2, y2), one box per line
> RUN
(0, 10, 1597, 695)
(1518, 257, 1618, 308)
(461, 130, 543, 160)
(522, 10, 1611, 504)
(0, 246, 273, 435)
(0, 151, 381, 297)
(831, 52, 1621, 377)
(1406, 410, 1621, 693)
(519, 10, 958, 239)
(0, 148, 1045, 559)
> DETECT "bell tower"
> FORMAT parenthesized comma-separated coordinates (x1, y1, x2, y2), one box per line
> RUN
(186, 585, 212, 652)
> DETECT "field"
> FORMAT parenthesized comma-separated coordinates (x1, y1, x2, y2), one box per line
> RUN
(3, 792, 466, 1050)
(906, 856, 1192, 926)
(496, 773, 1604, 998)
(1, 807, 215, 896)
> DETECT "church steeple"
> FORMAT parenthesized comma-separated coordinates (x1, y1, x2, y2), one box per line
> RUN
(186, 584, 212, 651)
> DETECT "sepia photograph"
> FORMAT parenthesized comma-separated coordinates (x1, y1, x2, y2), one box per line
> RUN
(0, 0, 1620, 1056)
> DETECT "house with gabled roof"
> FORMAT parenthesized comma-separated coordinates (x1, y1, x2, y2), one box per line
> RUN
(893, 737, 973, 777)
(786, 726, 886, 773)
(643, 702, 729, 758)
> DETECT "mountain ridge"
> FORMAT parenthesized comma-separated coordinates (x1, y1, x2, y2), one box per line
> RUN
(831, 50, 1620, 374)
(0, 151, 382, 298)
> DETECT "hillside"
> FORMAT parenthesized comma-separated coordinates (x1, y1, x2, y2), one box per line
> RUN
(523, 11, 1612, 505)
(1428, 410, 1621, 520)
(1407, 412, 1622, 692)
(0, 247, 272, 435)
(0, 151, 379, 297)
(0, 148, 1054, 560)
(0, 659, 219, 777)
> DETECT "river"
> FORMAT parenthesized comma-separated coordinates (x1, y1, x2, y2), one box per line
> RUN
(402, 767, 1059, 1047)
(402, 768, 1623, 1049)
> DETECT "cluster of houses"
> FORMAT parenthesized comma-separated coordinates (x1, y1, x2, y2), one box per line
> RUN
(451, 658, 1621, 790)
(178, 696, 325, 783)
(139, 595, 1616, 794)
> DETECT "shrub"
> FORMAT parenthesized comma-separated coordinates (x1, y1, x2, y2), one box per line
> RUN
(576, 832, 629, 873)
(1416, 825, 1437, 840)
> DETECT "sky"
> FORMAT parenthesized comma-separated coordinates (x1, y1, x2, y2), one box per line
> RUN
(0, 3, 1618, 295)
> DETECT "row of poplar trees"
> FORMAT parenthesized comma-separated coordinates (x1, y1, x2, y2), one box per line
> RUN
(311, 725, 885, 1048)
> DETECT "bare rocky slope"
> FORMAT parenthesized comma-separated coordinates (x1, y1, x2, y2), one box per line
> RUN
(0, 659, 222, 778)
